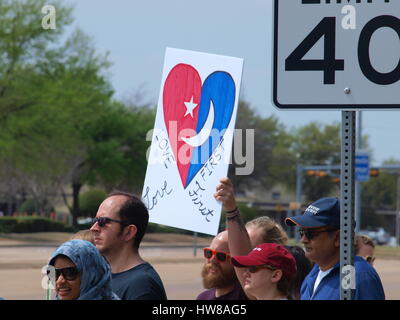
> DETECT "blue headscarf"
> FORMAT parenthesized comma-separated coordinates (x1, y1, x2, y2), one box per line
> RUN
(49, 239, 119, 300)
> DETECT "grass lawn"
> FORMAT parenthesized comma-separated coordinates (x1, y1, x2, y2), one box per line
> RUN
(375, 245, 400, 259)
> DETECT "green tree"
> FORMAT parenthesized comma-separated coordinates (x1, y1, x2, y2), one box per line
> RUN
(360, 159, 400, 228)
(228, 100, 291, 192)
(70, 102, 155, 189)
(41, 34, 155, 226)
(362, 171, 397, 209)
(0, 0, 73, 121)
(237, 203, 259, 223)
(79, 188, 107, 218)
(290, 122, 341, 202)
(3, 28, 113, 223)
(0, 0, 79, 215)
(0, 1, 152, 227)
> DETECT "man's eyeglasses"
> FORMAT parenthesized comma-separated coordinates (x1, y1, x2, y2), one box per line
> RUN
(92, 217, 126, 227)
(247, 265, 276, 274)
(299, 228, 338, 240)
(203, 248, 230, 262)
(48, 266, 79, 281)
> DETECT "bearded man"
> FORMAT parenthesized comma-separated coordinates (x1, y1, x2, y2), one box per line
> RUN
(196, 230, 247, 300)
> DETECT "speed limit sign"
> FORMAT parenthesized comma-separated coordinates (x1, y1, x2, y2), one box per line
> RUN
(273, 0, 400, 109)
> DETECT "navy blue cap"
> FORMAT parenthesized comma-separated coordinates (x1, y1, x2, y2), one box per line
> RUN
(285, 197, 340, 229)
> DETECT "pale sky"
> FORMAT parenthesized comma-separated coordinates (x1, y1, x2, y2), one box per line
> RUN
(62, 0, 400, 166)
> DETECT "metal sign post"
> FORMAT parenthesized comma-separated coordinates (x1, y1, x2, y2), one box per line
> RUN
(340, 111, 356, 300)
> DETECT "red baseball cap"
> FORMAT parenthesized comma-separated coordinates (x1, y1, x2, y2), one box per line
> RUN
(231, 243, 297, 279)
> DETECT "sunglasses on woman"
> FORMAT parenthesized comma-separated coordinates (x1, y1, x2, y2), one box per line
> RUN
(247, 265, 276, 273)
(299, 228, 338, 240)
(203, 248, 230, 262)
(47, 266, 79, 281)
(92, 217, 126, 227)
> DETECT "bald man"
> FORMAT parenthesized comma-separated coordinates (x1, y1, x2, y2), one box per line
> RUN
(197, 231, 247, 300)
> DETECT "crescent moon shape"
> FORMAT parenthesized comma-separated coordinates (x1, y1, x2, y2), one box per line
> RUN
(181, 100, 214, 147)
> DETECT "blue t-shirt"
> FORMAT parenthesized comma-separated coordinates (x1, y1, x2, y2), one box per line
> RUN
(301, 256, 385, 300)
(111, 262, 167, 300)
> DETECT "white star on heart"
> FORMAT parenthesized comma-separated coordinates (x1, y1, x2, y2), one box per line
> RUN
(183, 96, 198, 118)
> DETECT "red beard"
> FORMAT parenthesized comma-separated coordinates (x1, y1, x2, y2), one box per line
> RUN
(201, 262, 237, 289)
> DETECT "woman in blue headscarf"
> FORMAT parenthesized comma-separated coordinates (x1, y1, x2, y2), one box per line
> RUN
(48, 239, 119, 300)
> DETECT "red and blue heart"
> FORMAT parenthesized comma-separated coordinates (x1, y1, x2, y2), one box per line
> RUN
(163, 63, 235, 188)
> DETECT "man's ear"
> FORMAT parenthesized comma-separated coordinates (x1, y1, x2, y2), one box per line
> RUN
(271, 269, 283, 284)
(334, 230, 340, 248)
(124, 224, 137, 242)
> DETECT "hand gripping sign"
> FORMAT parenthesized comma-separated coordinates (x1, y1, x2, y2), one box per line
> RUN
(142, 48, 243, 235)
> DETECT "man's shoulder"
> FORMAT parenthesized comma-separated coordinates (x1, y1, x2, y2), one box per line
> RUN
(301, 263, 340, 300)
(354, 256, 374, 271)
(113, 263, 161, 282)
(354, 256, 383, 280)
(197, 284, 247, 301)
(354, 256, 384, 282)
(196, 289, 216, 300)
(303, 263, 323, 282)
(112, 263, 167, 300)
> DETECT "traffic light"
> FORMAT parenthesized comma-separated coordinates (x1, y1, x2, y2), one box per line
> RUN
(369, 168, 379, 177)
(316, 171, 327, 177)
(306, 170, 328, 177)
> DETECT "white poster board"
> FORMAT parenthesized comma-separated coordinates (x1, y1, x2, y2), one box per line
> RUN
(142, 48, 243, 235)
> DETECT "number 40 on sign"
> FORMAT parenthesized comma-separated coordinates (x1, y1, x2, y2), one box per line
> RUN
(273, 0, 400, 109)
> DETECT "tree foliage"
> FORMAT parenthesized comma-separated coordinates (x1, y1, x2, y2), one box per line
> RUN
(0, 0, 73, 121)
(228, 100, 292, 192)
(79, 188, 107, 218)
(291, 122, 341, 202)
(0, 0, 155, 226)
(360, 159, 400, 228)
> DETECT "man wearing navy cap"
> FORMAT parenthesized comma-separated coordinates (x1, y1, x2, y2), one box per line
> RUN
(285, 197, 385, 300)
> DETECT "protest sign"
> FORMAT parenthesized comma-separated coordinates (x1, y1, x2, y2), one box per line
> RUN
(142, 48, 243, 235)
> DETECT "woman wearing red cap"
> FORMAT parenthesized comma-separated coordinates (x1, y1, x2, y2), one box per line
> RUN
(214, 177, 300, 300)
(231, 243, 297, 300)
